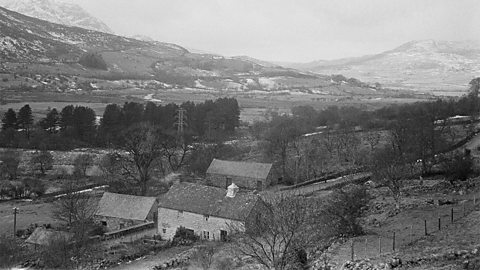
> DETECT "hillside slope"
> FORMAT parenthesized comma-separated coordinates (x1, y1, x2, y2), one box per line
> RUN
(0, 6, 401, 97)
(0, 0, 113, 33)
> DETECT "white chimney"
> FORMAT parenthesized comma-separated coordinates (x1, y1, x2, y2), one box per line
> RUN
(226, 183, 239, 198)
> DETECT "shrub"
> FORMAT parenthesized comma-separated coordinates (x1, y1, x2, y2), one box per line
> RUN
(22, 178, 46, 197)
(0, 150, 21, 180)
(440, 152, 474, 185)
(193, 245, 215, 270)
(322, 184, 370, 236)
(215, 257, 236, 270)
(173, 226, 199, 245)
(0, 234, 28, 268)
(78, 52, 107, 70)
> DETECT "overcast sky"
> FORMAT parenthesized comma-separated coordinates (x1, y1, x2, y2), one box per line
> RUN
(65, 0, 480, 62)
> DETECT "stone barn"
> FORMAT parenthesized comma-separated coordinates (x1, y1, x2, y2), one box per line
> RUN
(26, 227, 73, 247)
(206, 159, 273, 190)
(95, 192, 158, 232)
(157, 182, 265, 241)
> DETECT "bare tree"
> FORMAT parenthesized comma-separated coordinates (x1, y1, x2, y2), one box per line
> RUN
(30, 150, 53, 175)
(73, 154, 94, 178)
(119, 123, 164, 195)
(230, 196, 327, 270)
(98, 152, 122, 182)
(364, 131, 381, 152)
(161, 133, 192, 173)
(264, 116, 304, 182)
(371, 146, 414, 209)
(52, 180, 97, 226)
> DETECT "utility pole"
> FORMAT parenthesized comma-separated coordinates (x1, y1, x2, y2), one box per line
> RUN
(13, 207, 18, 237)
(175, 108, 187, 135)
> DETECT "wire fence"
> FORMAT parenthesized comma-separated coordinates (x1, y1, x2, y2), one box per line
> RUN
(345, 195, 479, 261)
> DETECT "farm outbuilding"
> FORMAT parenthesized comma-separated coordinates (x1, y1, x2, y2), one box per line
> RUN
(157, 182, 265, 241)
(95, 192, 158, 232)
(26, 227, 73, 246)
(206, 159, 273, 190)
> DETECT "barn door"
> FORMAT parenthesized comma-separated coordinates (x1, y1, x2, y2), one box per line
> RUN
(256, 180, 263, 190)
(220, 230, 228, 241)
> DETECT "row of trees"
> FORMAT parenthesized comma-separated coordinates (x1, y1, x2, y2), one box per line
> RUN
(0, 97, 241, 150)
(255, 78, 480, 184)
(292, 78, 480, 131)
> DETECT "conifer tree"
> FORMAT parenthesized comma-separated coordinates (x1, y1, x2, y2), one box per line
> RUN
(17, 104, 33, 138)
(1, 108, 17, 130)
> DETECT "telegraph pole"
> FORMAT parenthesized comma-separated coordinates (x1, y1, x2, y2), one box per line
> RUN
(13, 207, 18, 237)
(175, 108, 187, 135)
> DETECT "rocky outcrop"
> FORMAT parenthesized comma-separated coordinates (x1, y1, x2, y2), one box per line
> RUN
(312, 246, 480, 270)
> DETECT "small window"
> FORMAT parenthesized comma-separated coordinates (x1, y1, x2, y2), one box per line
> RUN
(203, 231, 210, 240)
(204, 215, 210, 221)
(101, 221, 107, 226)
(162, 228, 166, 233)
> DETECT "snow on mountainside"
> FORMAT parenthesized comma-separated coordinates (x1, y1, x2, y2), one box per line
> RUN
(0, 6, 185, 62)
(0, 5, 389, 96)
(0, 0, 113, 33)
(289, 40, 480, 93)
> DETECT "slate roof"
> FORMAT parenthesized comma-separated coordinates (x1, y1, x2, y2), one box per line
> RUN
(26, 227, 73, 246)
(158, 182, 261, 221)
(96, 192, 157, 221)
(206, 159, 272, 180)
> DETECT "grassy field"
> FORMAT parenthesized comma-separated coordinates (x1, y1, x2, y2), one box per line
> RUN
(0, 200, 59, 233)
(0, 88, 431, 124)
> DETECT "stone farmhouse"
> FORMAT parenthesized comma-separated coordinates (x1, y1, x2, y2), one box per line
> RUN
(95, 192, 158, 232)
(157, 182, 265, 241)
(206, 159, 273, 190)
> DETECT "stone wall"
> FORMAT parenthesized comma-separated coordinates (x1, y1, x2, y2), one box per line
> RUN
(157, 207, 244, 241)
(206, 173, 271, 190)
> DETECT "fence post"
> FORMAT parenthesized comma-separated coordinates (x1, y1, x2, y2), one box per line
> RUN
(378, 236, 382, 254)
(451, 208, 454, 223)
(424, 220, 427, 236)
(364, 238, 368, 258)
(351, 240, 354, 261)
(392, 232, 396, 251)
(438, 217, 441, 231)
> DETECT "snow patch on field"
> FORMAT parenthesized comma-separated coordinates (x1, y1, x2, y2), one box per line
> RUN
(258, 77, 277, 89)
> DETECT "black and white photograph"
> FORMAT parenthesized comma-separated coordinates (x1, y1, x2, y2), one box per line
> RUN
(0, 0, 479, 269)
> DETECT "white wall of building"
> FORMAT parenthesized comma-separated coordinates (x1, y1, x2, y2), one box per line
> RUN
(158, 207, 244, 241)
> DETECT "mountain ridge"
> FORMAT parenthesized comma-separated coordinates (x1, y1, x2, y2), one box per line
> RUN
(281, 40, 480, 93)
(0, 5, 405, 99)
(0, 0, 113, 33)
